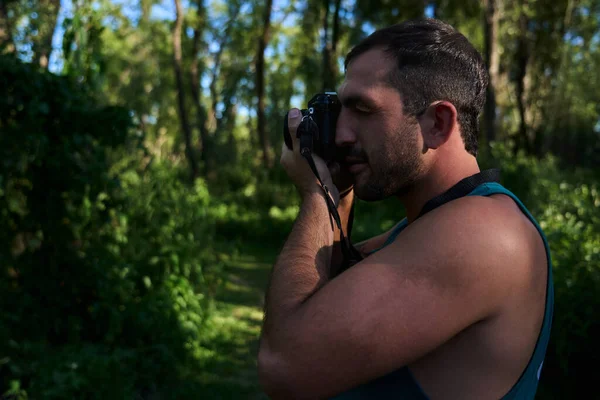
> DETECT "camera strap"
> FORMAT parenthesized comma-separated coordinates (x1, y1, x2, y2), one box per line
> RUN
(297, 117, 363, 275)
(416, 168, 501, 219)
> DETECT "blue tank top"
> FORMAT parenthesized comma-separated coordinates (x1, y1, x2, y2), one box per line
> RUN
(331, 182, 554, 400)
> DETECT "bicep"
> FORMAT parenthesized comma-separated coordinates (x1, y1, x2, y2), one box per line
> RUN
(286, 253, 487, 398)
(272, 200, 515, 398)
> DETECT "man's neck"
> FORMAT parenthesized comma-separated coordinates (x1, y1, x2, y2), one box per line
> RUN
(399, 156, 481, 224)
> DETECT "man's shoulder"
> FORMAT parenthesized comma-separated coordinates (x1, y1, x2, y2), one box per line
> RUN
(408, 192, 535, 250)
(420, 191, 525, 227)
(376, 194, 539, 298)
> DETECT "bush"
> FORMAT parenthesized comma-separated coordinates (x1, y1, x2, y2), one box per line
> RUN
(484, 142, 600, 399)
(0, 55, 221, 399)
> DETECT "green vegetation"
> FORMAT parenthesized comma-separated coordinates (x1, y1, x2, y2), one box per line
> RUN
(1, 0, 600, 398)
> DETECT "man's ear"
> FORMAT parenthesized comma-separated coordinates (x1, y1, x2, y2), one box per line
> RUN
(418, 101, 458, 150)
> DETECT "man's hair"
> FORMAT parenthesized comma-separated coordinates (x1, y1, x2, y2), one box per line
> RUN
(344, 18, 488, 157)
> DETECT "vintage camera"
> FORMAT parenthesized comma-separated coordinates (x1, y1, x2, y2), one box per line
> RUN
(283, 92, 341, 162)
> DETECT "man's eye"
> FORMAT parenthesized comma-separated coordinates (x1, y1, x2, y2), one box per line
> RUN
(355, 104, 371, 113)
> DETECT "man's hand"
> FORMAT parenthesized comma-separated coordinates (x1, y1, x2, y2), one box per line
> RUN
(280, 108, 340, 205)
(328, 160, 355, 201)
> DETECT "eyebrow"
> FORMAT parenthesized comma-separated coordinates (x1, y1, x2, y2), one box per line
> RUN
(339, 94, 377, 109)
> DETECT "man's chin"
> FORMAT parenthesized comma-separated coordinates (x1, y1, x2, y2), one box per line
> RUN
(353, 182, 387, 202)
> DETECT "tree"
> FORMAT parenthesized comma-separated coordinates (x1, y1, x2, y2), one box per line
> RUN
(483, 0, 501, 145)
(514, 2, 532, 154)
(321, 0, 342, 91)
(256, 0, 274, 167)
(61, 1, 106, 89)
(189, 0, 211, 172)
(0, 0, 17, 54)
(32, 0, 60, 69)
(173, 0, 199, 180)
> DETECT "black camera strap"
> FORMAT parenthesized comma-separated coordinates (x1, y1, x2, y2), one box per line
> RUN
(297, 117, 363, 274)
(416, 168, 501, 219)
(300, 149, 363, 272)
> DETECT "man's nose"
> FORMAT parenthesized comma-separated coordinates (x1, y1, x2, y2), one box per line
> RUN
(335, 112, 356, 147)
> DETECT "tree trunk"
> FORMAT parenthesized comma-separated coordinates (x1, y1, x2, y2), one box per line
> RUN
(0, 0, 15, 54)
(515, 10, 532, 154)
(190, 0, 210, 172)
(331, 0, 342, 67)
(208, 5, 240, 133)
(256, 0, 274, 168)
(321, 0, 333, 91)
(173, 0, 199, 180)
(543, 0, 576, 156)
(483, 0, 500, 146)
(33, 0, 60, 69)
(141, 0, 152, 22)
(321, 0, 341, 91)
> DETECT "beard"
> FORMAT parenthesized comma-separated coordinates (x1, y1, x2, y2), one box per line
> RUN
(353, 122, 423, 201)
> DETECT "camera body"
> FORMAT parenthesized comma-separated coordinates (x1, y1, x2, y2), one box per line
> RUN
(283, 92, 341, 162)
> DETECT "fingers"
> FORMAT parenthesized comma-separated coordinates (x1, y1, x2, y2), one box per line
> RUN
(281, 108, 302, 165)
(288, 108, 302, 151)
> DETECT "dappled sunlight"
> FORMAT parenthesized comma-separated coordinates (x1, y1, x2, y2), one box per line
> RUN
(194, 251, 273, 399)
(2, 0, 600, 398)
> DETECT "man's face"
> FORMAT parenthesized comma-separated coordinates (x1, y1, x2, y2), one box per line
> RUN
(336, 48, 424, 201)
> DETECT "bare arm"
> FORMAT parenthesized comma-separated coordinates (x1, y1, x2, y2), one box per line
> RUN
(258, 196, 526, 399)
(261, 191, 334, 339)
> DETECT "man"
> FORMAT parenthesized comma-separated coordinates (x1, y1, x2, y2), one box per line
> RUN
(257, 18, 553, 400)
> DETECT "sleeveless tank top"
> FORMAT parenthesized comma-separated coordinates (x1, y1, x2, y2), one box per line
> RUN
(331, 176, 555, 400)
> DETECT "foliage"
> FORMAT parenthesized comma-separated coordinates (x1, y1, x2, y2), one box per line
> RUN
(483, 142, 600, 399)
(0, 55, 221, 399)
(61, 1, 107, 89)
(2, 0, 600, 397)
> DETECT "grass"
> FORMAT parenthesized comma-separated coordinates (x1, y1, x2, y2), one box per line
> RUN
(190, 201, 404, 399)
(196, 242, 277, 399)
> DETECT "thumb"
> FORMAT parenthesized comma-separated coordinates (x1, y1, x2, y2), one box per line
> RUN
(288, 108, 302, 151)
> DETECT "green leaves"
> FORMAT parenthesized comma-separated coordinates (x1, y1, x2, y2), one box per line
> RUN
(484, 141, 600, 398)
(0, 54, 221, 399)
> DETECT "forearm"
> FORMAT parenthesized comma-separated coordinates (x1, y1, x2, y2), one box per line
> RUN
(262, 191, 334, 345)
